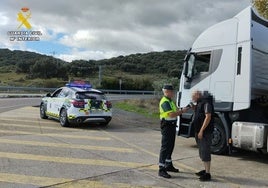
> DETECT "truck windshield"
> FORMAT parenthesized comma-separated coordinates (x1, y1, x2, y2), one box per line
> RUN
(187, 54, 195, 78)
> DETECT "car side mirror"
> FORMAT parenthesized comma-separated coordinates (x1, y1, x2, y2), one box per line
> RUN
(46, 93, 51, 97)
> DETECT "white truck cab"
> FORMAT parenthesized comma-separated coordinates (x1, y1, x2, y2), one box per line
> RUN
(178, 6, 268, 154)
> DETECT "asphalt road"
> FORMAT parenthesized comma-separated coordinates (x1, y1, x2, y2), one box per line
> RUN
(0, 94, 155, 113)
(0, 97, 267, 188)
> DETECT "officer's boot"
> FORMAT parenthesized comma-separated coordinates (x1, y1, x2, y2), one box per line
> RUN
(158, 166, 171, 178)
(165, 161, 179, 173)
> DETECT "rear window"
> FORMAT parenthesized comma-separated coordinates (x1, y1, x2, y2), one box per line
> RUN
(75, 92, 106, 100)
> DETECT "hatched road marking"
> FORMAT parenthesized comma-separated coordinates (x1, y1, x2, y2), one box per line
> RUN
(0, 122, 66, 131)
(0, 138, 135, 153)
(0, 173, 73, 187)
(0, 107, 247, 188)
(0, 129, 111, 141)
(0, 151, 150, 168)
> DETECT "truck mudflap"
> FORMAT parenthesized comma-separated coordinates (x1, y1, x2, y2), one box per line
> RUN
(232, 122, 268, 152)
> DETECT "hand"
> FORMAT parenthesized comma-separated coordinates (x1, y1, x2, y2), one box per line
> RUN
(181, 107, 188, 113)
(198, 131, 203, 139)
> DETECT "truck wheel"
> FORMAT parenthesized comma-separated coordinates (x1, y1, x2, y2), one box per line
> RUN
(211, 118, 227, 154)
(59, 109, 69, 127)
(40, 103, 48, 119)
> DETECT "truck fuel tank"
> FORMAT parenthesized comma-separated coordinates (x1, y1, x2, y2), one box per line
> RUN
(232, 122, 268, 152)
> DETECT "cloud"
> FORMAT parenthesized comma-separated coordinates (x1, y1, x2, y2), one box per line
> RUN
(0, 0, 251, 61)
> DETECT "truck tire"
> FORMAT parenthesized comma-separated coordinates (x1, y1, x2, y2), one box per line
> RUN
(59, 109, 69, 127)
(211, 118, 227, 154)
(40, 103, 48, 119)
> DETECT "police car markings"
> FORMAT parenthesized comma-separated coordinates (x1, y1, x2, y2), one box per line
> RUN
(0, 138, 134, 153)
(0, 172, 73, 187)
(0, 151, 149, 168)
(0, 130, 111, 141)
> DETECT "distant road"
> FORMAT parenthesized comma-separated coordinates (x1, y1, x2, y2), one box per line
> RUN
(0, 94, 156, 113)
(0, 98, 41, 113)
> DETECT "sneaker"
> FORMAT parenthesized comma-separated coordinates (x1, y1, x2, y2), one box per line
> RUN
(165, 165, 179, 173)
(158, 169, 171, 178)
(199, 173, 211, 181)
(195, 170, 206, 176)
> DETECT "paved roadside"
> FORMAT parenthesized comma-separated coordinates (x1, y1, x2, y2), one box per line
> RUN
(0, 107, 267, 188)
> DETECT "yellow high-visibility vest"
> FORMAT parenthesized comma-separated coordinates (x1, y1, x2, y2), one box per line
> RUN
(159, 96, 177, 120)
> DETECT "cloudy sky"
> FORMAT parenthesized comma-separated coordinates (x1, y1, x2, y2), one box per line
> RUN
(0, 0, 251, 62)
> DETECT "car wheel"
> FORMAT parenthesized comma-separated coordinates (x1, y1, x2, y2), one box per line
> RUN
(60, 109, 69, 127)
(40, 103, 48, 119)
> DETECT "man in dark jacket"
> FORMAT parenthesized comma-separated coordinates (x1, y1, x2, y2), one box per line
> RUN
(192, 90, 214, 181)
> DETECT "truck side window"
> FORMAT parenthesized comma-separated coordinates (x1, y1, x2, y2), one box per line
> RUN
(194, 53, 211, 74)
(184, 51, 211, 89)
(185, 52, 211, 80)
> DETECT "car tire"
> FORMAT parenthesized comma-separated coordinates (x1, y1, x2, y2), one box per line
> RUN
(40, 103, 48, 119)
(60, 109, 69, 127)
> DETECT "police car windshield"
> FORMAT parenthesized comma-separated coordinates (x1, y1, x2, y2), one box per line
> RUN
(75, 92, 105, 100)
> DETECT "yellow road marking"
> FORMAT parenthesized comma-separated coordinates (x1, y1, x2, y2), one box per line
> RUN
(0, 123, 68, 131)
(101, 130, 199, 172)
(54, 180, 165, 188)
(0, 138, 134, 153)
(0, 172, 72, 187)
(0, 130, 111, 141)
(0, 151, 148, 168)
(101, 130, 242, 187)
(0, 118, 55, 124)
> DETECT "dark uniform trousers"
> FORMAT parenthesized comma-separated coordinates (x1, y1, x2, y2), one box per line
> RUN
(159, 121, 176, 168)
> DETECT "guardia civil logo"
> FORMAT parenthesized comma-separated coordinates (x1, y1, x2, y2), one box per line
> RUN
(17, 7, 32, 30)
(7, 7, 42, 42)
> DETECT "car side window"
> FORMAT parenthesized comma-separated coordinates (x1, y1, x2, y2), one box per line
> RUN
(58, 88, 70, 98)
(52, 89, 62, 97)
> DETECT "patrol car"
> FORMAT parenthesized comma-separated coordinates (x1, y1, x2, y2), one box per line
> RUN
(40, 81, 112, 127)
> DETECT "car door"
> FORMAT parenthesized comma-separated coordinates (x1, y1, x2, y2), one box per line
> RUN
(54, 88, 70, 116)
(46, 88, 63, 116)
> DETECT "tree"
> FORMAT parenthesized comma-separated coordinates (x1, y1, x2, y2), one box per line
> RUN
(253, 0, 268, 19)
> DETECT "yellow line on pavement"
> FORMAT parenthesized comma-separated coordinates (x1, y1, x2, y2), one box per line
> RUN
(0, 172, 72, 187)
(101, 130, 199, 172)
(0, 151, 148, 168)
(0, 130, 111, 141)
(0, 138, 134, 153)
(0, 118, 53, 124)
(53, 180, 166, 188)
(0, 123, 70, 131)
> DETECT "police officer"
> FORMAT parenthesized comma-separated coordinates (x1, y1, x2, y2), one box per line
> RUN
(192, 90, 214, 181)
(158, 84, 188, 178)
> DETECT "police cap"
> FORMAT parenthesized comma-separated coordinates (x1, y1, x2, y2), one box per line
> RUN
(163, 84, 174, 90)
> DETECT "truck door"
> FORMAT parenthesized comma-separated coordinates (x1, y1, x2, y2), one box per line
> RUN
(178, 51, 212, 137)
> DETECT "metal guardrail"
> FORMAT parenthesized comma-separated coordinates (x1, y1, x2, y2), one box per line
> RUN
(0, 86, 158, 95)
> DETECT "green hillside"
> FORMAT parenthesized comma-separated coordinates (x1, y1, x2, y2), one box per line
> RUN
(0, 48, 190, 90)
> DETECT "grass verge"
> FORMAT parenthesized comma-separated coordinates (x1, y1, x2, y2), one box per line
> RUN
(114, 98, 160, 119)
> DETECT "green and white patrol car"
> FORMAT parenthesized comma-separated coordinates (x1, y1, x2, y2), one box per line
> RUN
(40, 82, 112, 127)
